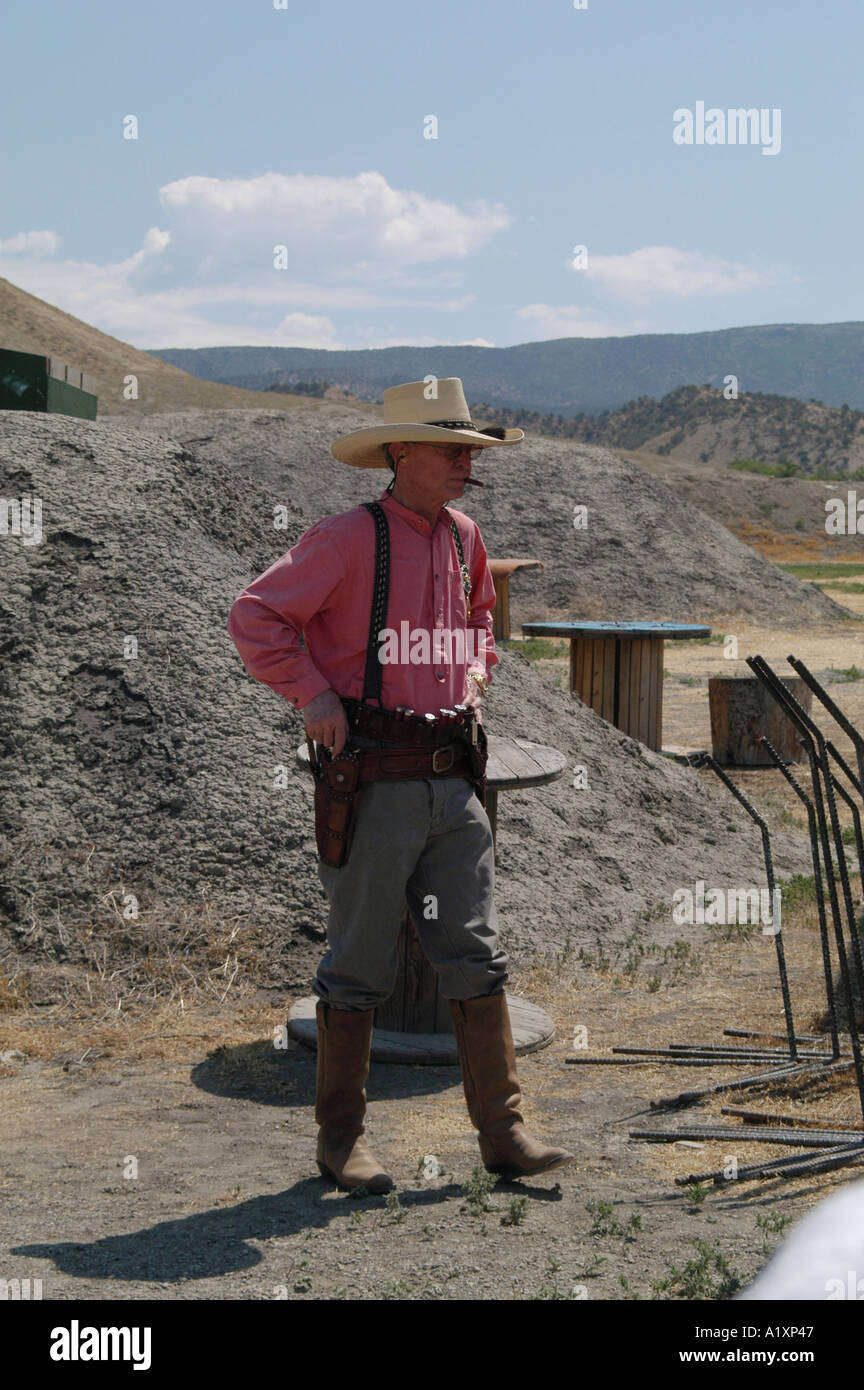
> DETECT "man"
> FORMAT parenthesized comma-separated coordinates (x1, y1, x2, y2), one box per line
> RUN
(227, 378, 573, 1193)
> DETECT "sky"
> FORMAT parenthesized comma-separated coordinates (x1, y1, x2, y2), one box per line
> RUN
(1, 0, 862, 351)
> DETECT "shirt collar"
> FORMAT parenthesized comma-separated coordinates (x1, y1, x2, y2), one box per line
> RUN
(378, 490, 451, 534)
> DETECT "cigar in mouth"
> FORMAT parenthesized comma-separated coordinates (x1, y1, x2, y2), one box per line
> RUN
(464, 477, 484, 487)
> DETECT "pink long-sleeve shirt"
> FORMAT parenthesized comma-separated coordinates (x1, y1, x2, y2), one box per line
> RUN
(227, 490, 498, 716)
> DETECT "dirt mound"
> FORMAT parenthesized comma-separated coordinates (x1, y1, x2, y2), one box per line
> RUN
(133, 404, 846, 627)
(0, 412, 813, 1001)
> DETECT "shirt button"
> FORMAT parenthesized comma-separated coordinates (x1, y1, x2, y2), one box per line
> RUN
(435, 671, 445, 681)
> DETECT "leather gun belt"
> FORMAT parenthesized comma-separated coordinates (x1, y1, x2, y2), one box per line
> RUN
(355, 741, 473, 783)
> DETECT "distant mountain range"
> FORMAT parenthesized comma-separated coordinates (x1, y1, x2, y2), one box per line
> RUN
(148, 322, 864, 414)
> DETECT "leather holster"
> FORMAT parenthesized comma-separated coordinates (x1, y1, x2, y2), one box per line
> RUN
(466, 718, 489, 809)
(310, 744, 364, 869)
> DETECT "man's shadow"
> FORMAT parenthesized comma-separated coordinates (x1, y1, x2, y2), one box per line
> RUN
(12, 1180, 470, 1283)
(189, 1036, 460, 1109)
(13, 1038, 562, 1283)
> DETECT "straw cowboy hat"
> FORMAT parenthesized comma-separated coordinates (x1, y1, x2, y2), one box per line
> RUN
(330, 377, 524, 469)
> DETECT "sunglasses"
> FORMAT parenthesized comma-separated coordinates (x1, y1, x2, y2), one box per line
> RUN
(424, 443, 483, 462)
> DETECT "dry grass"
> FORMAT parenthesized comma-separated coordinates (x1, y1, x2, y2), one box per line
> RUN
(0, 897, 283, 1070)
(732, 518, 857, 566)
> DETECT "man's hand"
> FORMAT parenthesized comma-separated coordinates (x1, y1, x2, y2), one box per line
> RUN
(462, 676, 484, 721)
(303, 688, 349, 756)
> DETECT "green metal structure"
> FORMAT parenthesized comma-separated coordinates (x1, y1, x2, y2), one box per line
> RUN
(0, 348, 98, 419)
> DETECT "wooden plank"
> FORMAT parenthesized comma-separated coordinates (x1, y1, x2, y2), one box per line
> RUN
(647, 639, 661, 750)
(509, 738, 568, 781)
(637, 640, 652, 744)
(571, 638, 582, 697)
(583, 636, 594, 706)
(618, 638, 631, 732)
(487, 742, 529, 783)
(627, 638, 642, 741)
(645, 639, 659, 750)
(601, 638, 616, 722)
(487, 740, 546, 786)
(653, 640, 664, 750)
(590, 640, 605, 713)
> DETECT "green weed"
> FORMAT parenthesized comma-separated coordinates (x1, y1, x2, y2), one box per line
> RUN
(652, 1239, 741, 1300)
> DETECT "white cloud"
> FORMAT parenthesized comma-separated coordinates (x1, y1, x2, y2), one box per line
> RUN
(372, 335, 495, 348)
(0, 229, 62, 257)
(516, 304, 631, 339)
(573, 245, 785, 300)
(0, 171, 510, 347)
(158, 171, 509, 273)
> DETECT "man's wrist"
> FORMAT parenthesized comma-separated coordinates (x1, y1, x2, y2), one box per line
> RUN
(468, 671, 489, 696)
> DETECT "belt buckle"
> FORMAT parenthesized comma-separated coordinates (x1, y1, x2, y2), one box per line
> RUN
(432, 744, 456, 773)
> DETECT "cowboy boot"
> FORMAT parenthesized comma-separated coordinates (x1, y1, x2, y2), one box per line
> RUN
(449, 992, 574, 1179)
(314, 1001, 394, 1194)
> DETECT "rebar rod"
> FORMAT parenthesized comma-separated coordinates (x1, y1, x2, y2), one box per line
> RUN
(724, 1027, 829, 1043)
(649, 1063, 812, 1109)
(612, 1046, 817, 1062)
(788, 656, 864, 797)
(826, 739, 864, 799)
(747, 655, 864, 1121)
(696, 751, 797, 1058)
(631, 1123, 862, 1146)
(666, 1043, 830, 1059)
(784, 657, 864, 1007)
(675, 1143, 864, 1186)
(828, 757, 864, 883)
(761, 734, 841, 1056)
(721, 1106, 863, 1130)
(569, 1050, 772, 1061)
(728, 1144, 864, 1184)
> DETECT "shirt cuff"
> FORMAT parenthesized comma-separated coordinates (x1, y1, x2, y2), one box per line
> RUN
(269, 672, 333, 711)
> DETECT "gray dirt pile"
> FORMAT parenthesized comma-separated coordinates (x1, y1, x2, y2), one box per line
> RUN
(0, 411, 812, 1002)
(133, 403, 847, 627)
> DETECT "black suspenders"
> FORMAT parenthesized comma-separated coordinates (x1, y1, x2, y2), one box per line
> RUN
(361, 501, 471, 707)
(361, 501, 391, 705)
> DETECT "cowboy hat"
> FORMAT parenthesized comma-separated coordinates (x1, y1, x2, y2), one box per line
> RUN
(330, 378, 524, 469)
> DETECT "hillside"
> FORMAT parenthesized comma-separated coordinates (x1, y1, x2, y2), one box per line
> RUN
(0, 277, 316, 416)
(126, 402, 846, 628)
(616, 449, 864, 560)
(149, 321, 864, 414)
(483, 385, 864, 476)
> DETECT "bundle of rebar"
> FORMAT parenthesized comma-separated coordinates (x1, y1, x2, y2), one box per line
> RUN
(568, 654, 864, 1185)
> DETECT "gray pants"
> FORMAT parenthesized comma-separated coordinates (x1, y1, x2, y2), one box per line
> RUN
(313, 737, 508, 1010)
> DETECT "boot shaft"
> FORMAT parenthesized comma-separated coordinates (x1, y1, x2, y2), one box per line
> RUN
(314, 1001, 375, 1134)
(449, 992, 523, 1135)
